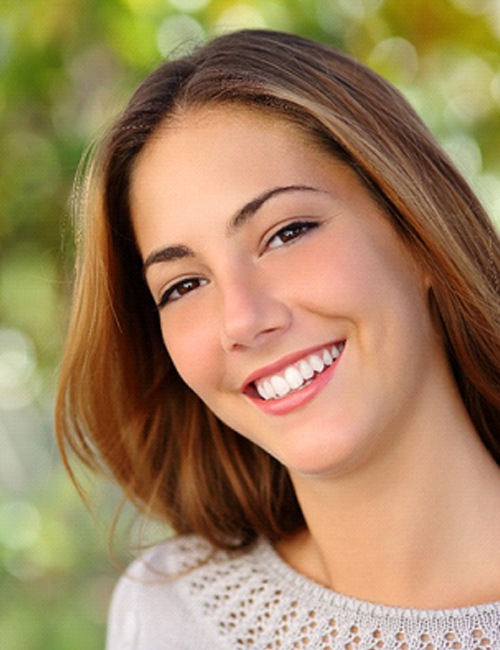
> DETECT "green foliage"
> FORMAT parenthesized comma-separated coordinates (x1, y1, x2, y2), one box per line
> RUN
(0, 0, 498, 647)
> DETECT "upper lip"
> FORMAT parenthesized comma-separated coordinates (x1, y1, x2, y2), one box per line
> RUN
(241, 339, 345, 392)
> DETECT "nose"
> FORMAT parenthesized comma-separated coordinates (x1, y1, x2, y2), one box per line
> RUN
(219, 270, 291, 351)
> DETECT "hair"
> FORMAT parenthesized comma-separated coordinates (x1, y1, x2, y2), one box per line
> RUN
(56, 29, 500, 551)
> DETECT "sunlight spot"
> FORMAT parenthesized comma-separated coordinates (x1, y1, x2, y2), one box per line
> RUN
(169, 0, 211, 12)
(450, 0, 491, 15)
(0, 329, 39, 410)
(338, 0, 384, 19)
(156, 14, 205, 57)
(490, 72, 500, 108)
(476, 174, 500, 226)
(442, 133, 482, 179)
(122, 0, 167, 12)
(444, 56, 494, 123)
(215, 3, 267, 31)
(0, 500, 41, 550)
(368, 37, 419, 82)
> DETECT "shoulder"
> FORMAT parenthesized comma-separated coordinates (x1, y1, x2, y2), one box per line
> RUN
(106, 535, 218, 649)
(121, 533, 217, 580)
(105, 534, 268, 650)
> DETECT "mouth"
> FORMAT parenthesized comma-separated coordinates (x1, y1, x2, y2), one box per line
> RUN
(245, 341, 345, 402)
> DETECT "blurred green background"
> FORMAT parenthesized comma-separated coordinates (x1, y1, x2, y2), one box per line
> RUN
(0, 0, 499, 647)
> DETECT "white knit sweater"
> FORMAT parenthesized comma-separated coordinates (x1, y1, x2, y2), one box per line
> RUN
(106, 535, 500, 649)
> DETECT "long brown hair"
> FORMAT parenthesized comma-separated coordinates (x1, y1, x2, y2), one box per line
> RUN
(56, 29, 500, 550)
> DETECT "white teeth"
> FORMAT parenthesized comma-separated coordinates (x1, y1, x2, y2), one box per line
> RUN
(284, 366, 304, 390)
(253, 342, 345, 401)
(298, 359, 314, 380)
(271, 375, 291, 398)
(256, 383, 268, 400)
(333, 341, 345, 358)
(256, 379, 276, 400)
(263, 379, 275, 399)
(309, 354, 324, 373)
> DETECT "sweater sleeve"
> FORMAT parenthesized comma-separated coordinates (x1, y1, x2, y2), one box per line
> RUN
(106, 568, 141, 650)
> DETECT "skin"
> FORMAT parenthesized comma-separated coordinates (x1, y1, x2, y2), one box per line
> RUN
(131, 105, 500, 608)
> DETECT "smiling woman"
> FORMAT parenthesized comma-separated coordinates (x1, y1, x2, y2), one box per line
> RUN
(55, 29, 500, 649)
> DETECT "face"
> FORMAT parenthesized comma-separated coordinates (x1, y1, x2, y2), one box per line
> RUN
(131, 105, 449, 479)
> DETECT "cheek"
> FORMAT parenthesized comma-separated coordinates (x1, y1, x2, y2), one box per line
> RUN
(290, 237, 375, 309)
(160, 311, 221, 397)
(298, 230, 429, 340)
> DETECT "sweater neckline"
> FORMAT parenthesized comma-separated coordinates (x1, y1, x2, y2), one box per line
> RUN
(249, 537, 500, 619)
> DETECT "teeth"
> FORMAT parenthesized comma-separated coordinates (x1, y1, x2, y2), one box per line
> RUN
(270, 375, 291, 398)
(298, 359, 314, 380)
(322, 348, 333, 365)
(333, 341, 345, 358)
(256, 383, 268, 400)
(263, 379, 275, 399)
(254, 342, 345, 401)
(309, 354, 324, 373)
(256, 379, 276, 400)
(284, 366, 304, 390)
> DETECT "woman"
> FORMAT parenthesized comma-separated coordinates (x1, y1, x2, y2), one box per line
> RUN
(56, 29, 500, 648)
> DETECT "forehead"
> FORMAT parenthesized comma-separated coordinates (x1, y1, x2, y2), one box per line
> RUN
(129, 103, 359, 265)
(128, 102, 424, 286)
(129, 104, 337, 219)
(133, 103, 321, 174)
(127, 100, 425, 283)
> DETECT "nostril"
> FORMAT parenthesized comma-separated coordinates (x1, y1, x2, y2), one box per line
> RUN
(221, 303, 291, 350)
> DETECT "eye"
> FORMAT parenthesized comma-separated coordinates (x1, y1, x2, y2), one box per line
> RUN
(266, 220, 319, 250)
(157, 277, 207, 308)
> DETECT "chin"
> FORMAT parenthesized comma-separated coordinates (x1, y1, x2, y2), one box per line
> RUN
(272, 427, 373, 481)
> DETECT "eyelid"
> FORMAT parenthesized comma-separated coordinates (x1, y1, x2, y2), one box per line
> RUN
(263, 218, 320, 253)
(156, 275, 207, 309)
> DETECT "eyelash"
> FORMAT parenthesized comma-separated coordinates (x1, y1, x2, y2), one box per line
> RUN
(156, 220, 319, 309)
(265, 219, 319, 250)
(157, 277, 207, 308)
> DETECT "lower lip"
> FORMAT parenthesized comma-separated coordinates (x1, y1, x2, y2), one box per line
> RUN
(246, 350, 343, 416)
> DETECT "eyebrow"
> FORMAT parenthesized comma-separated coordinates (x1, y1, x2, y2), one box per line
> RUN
(143, 244, 194, 270)
(227, 184, 323, 234)
(143, 184, 323, 271)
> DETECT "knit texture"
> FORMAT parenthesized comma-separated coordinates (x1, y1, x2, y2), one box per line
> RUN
(106, 535, 500, 649)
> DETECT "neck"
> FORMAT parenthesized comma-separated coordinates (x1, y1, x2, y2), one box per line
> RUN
(281, 403, 500, 609)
